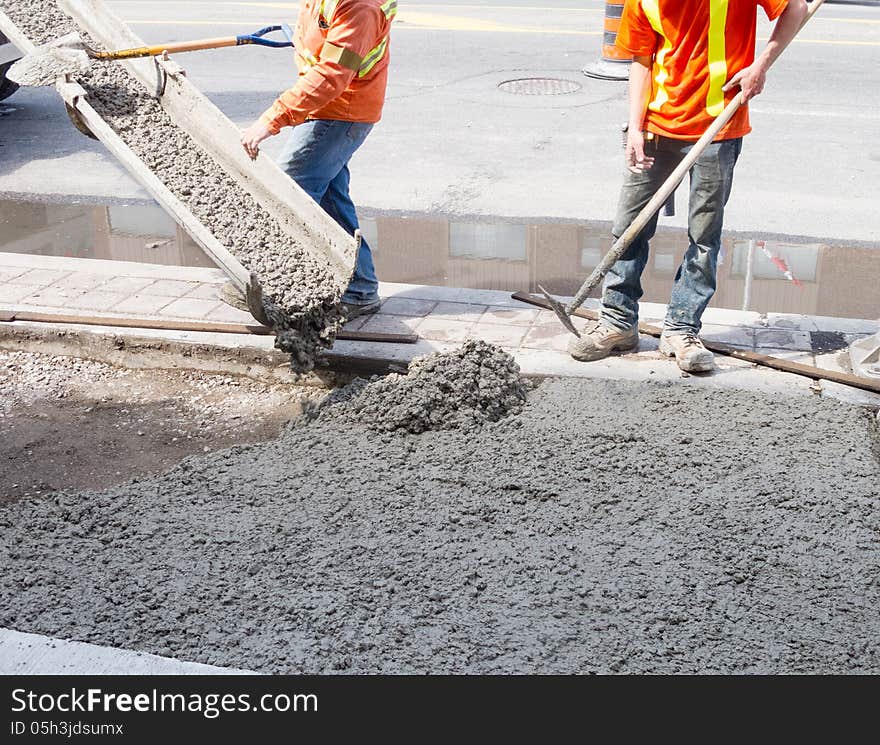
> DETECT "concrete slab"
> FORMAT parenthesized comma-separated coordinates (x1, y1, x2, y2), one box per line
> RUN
(0, 628, 253, 675)
(13, 268, 71, 287)
(360, 313, 424, 335)
(755, 328, 813, 352)
(469, 322, 529, 349)
(110, 293, 173, 315)
(158, 297, 224, 319)
(98, 275, 162, 295)
(431, 301, 490, 322)
(379, 296, 437, 317)
(182, 282, 225, 300)
(48, 273, 108, 292)
(766, 313, 820, 332)
(481, 306, 543, 326)
(146, 279, 202, 298)
(0, 283, 41, 304)
(417, 317, 476, 342)
(66, 291, 131, 312)
(0, 266, 28, 283)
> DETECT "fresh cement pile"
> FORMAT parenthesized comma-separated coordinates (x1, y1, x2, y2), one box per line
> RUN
(313, 340, 529, 433)
(2, 1, 346, 371)
(2, 377, 878, 674)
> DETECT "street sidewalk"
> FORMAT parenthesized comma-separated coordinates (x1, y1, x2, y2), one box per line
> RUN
(1, 251, 878, 408)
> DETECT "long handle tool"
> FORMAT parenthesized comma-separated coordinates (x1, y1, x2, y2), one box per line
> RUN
(540, 0, 825, 337)
(82, 24, 295, 60)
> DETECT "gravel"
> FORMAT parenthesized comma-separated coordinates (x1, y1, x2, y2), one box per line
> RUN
(2, 0, 348, 371)
(2, 376, 878, 674)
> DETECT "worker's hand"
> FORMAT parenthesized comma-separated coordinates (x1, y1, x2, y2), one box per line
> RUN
(722, 61, 767, 102)
(241, 120, 274, 161)
(626, 128, 654, 174)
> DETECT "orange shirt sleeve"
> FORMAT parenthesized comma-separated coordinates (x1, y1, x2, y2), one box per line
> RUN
(759, 0, 789, 21)
(260, 1, 384, 134)
(616, 0, 659, 58)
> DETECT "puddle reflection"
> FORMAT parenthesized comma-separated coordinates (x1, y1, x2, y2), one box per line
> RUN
(1, 198, 877, 319)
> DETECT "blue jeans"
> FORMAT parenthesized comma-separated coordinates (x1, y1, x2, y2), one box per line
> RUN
(601, 136, 742, 334)
(277, 119, 379, 305)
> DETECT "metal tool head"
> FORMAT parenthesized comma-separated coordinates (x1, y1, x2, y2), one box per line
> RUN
(537, 285, 580, 337)
(246, 272, 271, 327)
(7, 34, 91, 87)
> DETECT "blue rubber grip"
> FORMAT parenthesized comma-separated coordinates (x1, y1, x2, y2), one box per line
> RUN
(235, 25, 294, 48)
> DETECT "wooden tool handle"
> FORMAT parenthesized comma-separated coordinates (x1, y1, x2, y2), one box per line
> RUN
(96, 37, 239, 60)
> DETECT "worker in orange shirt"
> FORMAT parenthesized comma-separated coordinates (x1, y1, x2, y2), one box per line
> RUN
(569, 0, 808, 372)
(238, 0, 397, 318)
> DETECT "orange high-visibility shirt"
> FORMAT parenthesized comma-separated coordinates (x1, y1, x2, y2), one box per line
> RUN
(616, 0, 789, 141)
(260, 0, 396, 134)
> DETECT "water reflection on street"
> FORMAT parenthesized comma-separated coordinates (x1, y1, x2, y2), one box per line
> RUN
(1, 198, 878, 319)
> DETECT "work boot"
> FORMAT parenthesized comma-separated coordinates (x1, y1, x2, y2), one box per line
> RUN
(568, 323, 639, 362)
(659, 331, 715, 372)
(342, 299, 382, 320)
(218, 281, 249, 313)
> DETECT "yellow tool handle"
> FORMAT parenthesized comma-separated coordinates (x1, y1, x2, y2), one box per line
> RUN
(93, 37, 239, 60)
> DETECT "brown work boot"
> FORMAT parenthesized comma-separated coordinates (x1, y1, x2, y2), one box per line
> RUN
(659, 331, 715, 372)
(568, 323, 639, 362)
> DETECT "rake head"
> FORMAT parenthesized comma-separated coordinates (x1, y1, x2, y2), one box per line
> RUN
(537, 285, 580, 338)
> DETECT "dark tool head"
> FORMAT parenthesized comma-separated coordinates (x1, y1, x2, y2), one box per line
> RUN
(537, 285, 580, 337)
(246, 272, 271, 327)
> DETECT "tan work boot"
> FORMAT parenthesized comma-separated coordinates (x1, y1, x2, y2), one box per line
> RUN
(568, 323, 639, 362)
(659, 331, 715, 372)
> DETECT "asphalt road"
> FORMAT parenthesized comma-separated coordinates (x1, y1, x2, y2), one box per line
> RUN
(1, 0, 879, 241)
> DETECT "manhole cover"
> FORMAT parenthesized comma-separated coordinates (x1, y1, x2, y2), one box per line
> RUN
(498, 77, 582, 95)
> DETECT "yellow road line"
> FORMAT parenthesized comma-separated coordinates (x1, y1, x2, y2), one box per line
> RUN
(125, 19, 880, 46)
(111, 0, 880, 19)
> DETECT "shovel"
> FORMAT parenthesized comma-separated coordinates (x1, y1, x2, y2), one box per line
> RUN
(9, 24, 294, 87)
(540, 0, 824, 337)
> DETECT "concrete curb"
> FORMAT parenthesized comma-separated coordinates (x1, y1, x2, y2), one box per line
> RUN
(0, 628, 254, 675)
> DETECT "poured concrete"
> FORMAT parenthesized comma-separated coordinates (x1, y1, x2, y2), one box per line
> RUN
(1, 375, 878, 674)
(315, 340, 529, 433)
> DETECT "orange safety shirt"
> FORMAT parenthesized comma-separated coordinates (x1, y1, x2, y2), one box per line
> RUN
(260, 0, 396, 134)
(616, 0, 789, 141)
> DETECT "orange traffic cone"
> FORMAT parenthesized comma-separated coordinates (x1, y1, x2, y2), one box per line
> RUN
(583, 1, 632, 81)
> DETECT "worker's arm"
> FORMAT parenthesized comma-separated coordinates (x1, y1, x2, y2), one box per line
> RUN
(722, 0, 809, 101)
(241, 1, 384, 159)
(625, 55, 654, 173)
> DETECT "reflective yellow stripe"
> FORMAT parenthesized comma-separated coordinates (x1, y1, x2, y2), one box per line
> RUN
(380, 0, 398, 19)
(358, 37, 387, 77)
(319, 0, 339, 21)
(298, 48, 319, 66)
(706, 0, 729, 116)
(641, 0, 672, 113)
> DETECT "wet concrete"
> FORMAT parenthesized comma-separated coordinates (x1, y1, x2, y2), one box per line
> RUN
(7, 35, 89, 87)
(4, 196, 879, 320)
(2, 1, 348, 371)
(1, 375, 878, 674)
(314, 340, 528, 434)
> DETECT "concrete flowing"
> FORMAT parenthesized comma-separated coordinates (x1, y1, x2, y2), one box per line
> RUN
(2, 0, 348, 371)
(2, 376, 878, 674)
